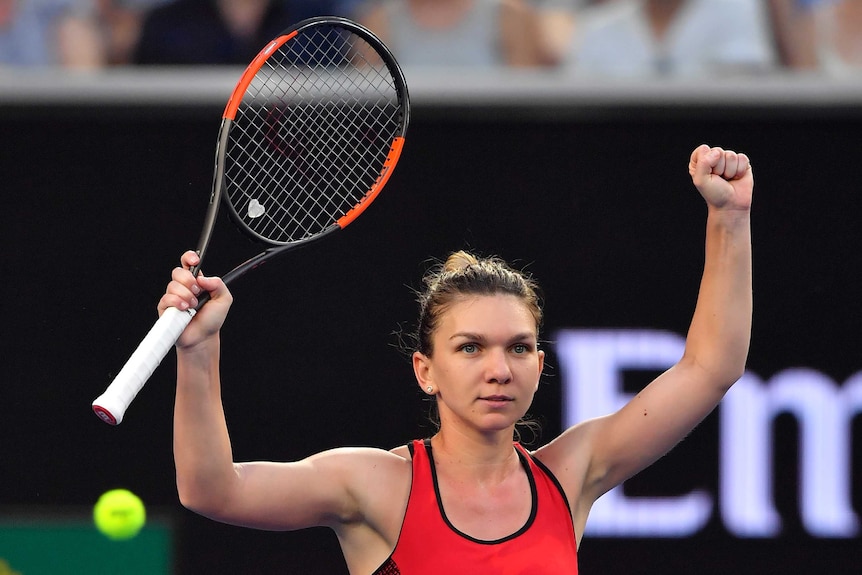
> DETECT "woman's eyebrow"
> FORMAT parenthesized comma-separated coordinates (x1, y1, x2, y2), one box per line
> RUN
(449, 332, 484, 341)
(448, 332, 535, 342)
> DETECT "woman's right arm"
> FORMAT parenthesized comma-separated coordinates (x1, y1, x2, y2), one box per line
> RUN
(163, 251, 398, 532)
(162, 251, 234, 520)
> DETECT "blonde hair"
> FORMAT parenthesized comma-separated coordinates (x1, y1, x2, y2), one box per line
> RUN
(414, 250, 543, 356)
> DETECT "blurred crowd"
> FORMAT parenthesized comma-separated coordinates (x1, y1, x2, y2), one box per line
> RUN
(1, 0, 860, 77)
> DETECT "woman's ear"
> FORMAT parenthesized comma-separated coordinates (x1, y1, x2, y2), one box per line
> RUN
(413, 351, 431, 392)
(535, 349, 545, 392)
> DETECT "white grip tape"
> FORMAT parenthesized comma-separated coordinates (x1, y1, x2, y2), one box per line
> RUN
(92, 306, 195, 425)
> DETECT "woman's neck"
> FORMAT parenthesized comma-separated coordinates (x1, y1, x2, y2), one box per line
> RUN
(430, 429, 519, 483)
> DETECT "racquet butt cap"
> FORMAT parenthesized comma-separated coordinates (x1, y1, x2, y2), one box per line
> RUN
(92, 401, 121, 425)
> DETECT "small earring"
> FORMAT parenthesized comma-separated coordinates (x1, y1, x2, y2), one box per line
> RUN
(426, 386, 434, 394)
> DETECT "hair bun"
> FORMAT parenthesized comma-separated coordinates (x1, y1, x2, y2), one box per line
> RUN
(443, 250, 479, 273)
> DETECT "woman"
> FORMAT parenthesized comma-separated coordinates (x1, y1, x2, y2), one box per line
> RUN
(161, 143, 753, 573)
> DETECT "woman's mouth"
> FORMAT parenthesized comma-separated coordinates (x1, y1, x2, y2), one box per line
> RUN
(480, 395, 514, 407)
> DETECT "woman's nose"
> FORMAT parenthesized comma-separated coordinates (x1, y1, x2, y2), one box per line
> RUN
(485, 348, 512, 384)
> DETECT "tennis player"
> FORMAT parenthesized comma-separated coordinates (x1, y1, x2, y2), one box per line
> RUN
(160, 143, 753, 574)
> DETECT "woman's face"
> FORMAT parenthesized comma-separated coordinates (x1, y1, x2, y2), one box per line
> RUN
(413, 293, 545, 435)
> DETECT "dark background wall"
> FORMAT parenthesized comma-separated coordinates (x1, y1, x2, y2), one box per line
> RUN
(1, 84, 860, 573)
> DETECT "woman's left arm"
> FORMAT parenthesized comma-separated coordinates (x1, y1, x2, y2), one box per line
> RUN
(542, 144, 753, 505)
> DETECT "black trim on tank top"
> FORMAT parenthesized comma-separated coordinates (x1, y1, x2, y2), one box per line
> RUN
(518, 444, 578, 541)
(525, 448, 573, 511)
(371, 441, 419, 575)
(423, 438, 539, 544)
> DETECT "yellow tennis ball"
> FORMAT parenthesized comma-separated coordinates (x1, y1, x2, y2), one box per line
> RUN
(93, 488, 146, 541)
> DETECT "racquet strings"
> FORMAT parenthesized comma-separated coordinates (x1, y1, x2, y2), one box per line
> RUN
(225, 24, 404, 245)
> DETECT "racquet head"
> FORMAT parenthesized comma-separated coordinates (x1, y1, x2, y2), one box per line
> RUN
(202, 16, 410, 278)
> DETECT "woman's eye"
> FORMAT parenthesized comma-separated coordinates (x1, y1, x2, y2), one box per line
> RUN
(460, 343, 478, 354)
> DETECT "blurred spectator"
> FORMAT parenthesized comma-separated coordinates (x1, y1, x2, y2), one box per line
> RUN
(767, 0, 824, 69)
(336, 0, 365, 17)
(768, 0, 862, 74)
(565, 0, 778, 78)
(354, 0, 554, 68)
(816, 0, 862, 75)
(530, 0, 583, 66)
(94, 0, 172, 65)
(132, 0, 338, 65)
(0, 0, 105, 68)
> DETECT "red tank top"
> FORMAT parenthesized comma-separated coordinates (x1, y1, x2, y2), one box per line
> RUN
(373, 439, 579, 574)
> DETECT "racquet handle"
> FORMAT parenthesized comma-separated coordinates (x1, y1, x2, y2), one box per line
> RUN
(92, 307, 196, 425)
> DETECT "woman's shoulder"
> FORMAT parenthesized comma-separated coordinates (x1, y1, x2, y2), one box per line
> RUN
(320, 443, 414, 467)
(314, 445, 413, 511)
(528, 417, 606, 487)
(388, 442, 413, 460)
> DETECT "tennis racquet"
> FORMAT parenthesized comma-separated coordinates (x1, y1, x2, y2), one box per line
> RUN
(92, 16, 410, 425)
